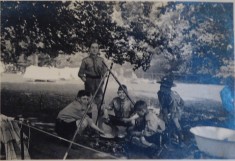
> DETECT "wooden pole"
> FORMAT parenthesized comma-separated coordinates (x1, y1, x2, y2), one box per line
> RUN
(63, 71, 108, 160)
(102, 61, 135, 105)
(20, 123, 24, 160)
(96, 63, 113, 124)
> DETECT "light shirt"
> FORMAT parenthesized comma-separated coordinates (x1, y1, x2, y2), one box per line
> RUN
(57, 100, 92, 123)
(78, 55, 106, 78)
(144, 112, 165, 136)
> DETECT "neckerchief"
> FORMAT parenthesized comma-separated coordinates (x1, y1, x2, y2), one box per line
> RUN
(90, 55, 99, 75)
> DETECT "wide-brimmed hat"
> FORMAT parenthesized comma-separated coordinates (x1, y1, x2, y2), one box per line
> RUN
(157, 76, 176, 87)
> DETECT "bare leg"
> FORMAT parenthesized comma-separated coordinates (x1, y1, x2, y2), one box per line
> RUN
(76, 119, 89, 135)
(173, 118, 184, 145)
(91, 104, 98, 123)
(173, 118, 181, 130)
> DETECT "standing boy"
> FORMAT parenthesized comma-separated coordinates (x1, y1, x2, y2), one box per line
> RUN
(157, 75, 184, 146)
(78, 42, 107, 121)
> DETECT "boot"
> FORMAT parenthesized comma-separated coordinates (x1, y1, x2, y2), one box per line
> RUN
(161, 132, 174, 151)
(177, 130, 186, 148)
(178, 130, 184, 142)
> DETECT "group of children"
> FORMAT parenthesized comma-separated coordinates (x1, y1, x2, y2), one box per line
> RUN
(55, 75, 185, 151)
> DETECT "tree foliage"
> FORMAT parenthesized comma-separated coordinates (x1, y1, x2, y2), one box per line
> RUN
(1, 1, 234, 76)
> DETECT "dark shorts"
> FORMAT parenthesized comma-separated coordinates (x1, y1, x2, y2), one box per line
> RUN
(85, 77, 104, 107)
(85, 78, 103, 96)
(145, 133, 162, 145)
(55, 119, 77, 139)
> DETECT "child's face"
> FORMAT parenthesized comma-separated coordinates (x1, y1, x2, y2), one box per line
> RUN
(137, 108, 147, 116)
(90, 43, 99, 56)
(117, 90, 126, 100)
(78, 96, 90, 106)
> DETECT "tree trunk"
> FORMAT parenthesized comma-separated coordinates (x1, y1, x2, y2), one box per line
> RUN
(32, 53, 38, 66)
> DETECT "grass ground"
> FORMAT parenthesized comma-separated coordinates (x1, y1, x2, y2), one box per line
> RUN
(1, 73, 230, 159)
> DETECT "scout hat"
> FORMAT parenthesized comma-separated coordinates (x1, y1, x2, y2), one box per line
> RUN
(157, 75, 176, 87)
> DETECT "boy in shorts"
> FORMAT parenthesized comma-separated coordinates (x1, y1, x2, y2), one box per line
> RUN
(128, 100, 165, 148)
(101, 85, 134, 136)
(55, 90, 104, 139)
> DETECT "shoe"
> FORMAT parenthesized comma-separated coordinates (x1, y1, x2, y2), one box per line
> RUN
(179, 133, 184, 141)
(118, 133, 126, 139)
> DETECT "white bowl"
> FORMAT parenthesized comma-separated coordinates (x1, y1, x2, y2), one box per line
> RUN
(190, 126, 235, 159)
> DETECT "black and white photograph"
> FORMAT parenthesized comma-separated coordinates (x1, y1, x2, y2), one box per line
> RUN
(1, 0, 234, 159)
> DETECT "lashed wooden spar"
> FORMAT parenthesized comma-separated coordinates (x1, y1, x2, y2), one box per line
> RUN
(0, 116, 30, 160)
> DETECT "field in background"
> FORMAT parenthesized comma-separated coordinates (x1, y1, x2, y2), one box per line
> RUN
(1, 73, 224, 119)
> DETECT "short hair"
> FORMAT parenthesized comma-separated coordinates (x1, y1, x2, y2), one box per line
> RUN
(89, 40, 99, 48)
(134, 100, 147, 112)
(77, 90, 91, 98)
(118, 84, 127, 92)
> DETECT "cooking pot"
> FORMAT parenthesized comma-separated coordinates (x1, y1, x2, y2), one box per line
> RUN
(97, 117, 118, 139)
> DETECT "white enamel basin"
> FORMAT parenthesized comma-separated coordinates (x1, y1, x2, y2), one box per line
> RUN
(190, 126, 235, 158)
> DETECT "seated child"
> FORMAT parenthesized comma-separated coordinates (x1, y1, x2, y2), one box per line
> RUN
(56, 90, 104, 139)
(127, 100, 165, 148)
(101, 85, 134, 135)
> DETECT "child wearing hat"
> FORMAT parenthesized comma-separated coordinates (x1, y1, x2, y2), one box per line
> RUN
(157, 75, 184, 147)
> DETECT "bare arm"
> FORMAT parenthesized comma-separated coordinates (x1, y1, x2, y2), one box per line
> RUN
(122, 113, 139, 123)
(90, 122, 104, 134)
(87, 117, 104, 134)
(157, 118, 166, 132)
